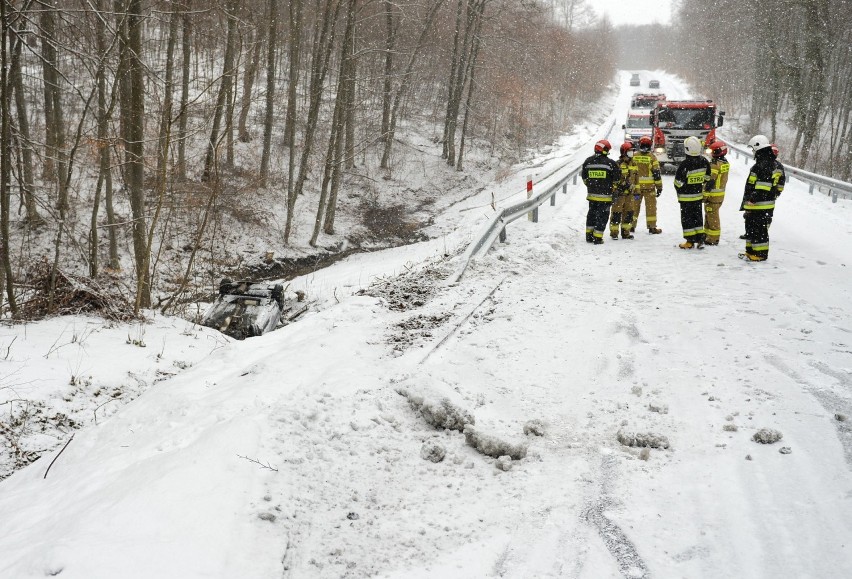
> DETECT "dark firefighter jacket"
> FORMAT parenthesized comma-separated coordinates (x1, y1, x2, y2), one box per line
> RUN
(581, 153, 620, 203)
(673, 154, 711, 202)
(743, 150, 784, 211)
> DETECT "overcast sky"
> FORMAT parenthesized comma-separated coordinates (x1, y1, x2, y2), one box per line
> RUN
(591, 0, 674, 27)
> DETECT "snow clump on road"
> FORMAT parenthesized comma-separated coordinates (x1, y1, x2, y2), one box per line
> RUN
(617, 430, 671, 449)
(753, 428, 784, 444)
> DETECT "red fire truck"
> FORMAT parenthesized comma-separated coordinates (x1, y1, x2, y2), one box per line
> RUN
(649, 100, 725, 167)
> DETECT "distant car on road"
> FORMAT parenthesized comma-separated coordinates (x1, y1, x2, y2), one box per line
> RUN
(648, 79, 660, 89)
(622, 112, 652, 146)
(630, 73, 640, 87)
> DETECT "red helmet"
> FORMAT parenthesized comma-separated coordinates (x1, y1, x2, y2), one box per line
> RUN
(709, 140, 728, 158)
(638, 136, 652, 150)
(594, 139, 612, 154)
(770, 144, 779, 157)
(620, 141, 634, 155)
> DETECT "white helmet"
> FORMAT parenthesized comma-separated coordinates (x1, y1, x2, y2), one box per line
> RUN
(748, 134, 771, 153)
(684, 136, 702, 156)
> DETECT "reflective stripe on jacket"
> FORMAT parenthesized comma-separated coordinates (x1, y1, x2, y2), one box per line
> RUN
(744, 151, 780, 211)
(704, 157, 729, 200)
(633, 152, 662, 192)
(674, 156, 710, 203)
(582, 153, 619, 202)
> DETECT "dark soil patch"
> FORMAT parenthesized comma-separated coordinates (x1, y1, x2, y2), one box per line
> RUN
(228, 248, 366, 283)
(360, 203, 429, 244)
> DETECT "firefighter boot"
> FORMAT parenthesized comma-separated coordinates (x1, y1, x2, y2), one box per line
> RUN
(621, 230, 634, 239)
(611, 232, 619, 240)
(649, 227, 662, 234)
(586, 231, 594, 243)
(679, 241, 694, 249)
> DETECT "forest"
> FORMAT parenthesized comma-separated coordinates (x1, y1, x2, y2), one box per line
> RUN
(0, 0, 615, 319)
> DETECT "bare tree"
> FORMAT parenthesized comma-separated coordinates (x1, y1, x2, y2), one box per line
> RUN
(117, 0, 150, 309)
(203, 0, 239, 180)
(259, 0, 277, 182)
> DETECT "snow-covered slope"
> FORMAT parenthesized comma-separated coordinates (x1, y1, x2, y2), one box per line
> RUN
(1, 71, 850, 579)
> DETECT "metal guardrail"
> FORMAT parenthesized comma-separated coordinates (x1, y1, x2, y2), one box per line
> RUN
(448, 165, 584, 283)
(449, 118, 618, 283)
(726, 141, 852, 203)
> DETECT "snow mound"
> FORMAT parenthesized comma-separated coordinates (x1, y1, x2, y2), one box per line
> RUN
(523, 419, 546, 437)
(496, 456, 514, 471)
(420, 441, 446, 463)
(617, 430, 671, 449)
(463, 425, 527, 460)
(752, 428, 783, 444)
(397, 387, 474, 432)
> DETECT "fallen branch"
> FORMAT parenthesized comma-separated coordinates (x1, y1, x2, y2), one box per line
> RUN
(43, 433, 75, 480)
(237, 454, 278, 472)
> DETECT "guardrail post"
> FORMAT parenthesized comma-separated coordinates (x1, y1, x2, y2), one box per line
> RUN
(573, 174, 577, 185)
(832, 189, 837, 203)
(563, 183, 567, 195)
(526, 175, 534, 221)
(809, 183, 814, 195)
(499, 227, 506, 243)
(550, 193, 556, 206)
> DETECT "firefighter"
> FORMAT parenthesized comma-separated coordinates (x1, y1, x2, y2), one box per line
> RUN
(581, 139, 619, 245)
(631, 136, 664, 234)
(673, 136, 710, 249)
(703, 140, 730, 245)
(738, 142, 786, 239)
(610, 141, 638, 239)
(739, 134, 782, 261)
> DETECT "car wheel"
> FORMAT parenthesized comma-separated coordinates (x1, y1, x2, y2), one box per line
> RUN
(219, 277, 234, 296)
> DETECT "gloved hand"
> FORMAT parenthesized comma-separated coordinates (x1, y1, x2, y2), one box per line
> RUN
(656, 189, 662, 198)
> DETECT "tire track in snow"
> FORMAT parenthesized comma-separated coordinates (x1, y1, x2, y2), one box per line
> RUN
(581, 453, 650, 579)
(764, 353, 852, 467)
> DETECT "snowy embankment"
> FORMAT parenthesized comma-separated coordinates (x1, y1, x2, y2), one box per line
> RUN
(1, 71, 851, 579)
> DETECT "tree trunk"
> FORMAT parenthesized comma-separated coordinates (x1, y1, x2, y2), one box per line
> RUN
(259, 0, 277, 182)
(1, 0, 17, 315)
(177, 1, 191, 180)
(442, 0, 464, 161)
(321, 0, 357, 238)
(203, 0, 238, 180)
(157, 3, 180, 184)
(380, 1, 396, 147)
(285, 0, 303, 197)
(238, 28, 262, 142)
(457, 23, 482, 171)
(118, 0, 151, 310)
(9, 17, 40, 226)
(40, 3, 70, 310)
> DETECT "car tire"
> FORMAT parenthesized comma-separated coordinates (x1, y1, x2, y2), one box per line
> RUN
(219, 277, 234, 296)
(271, 284, 285, 307)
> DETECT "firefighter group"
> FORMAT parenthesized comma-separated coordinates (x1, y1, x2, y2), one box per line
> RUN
(581, 134, 786, 261)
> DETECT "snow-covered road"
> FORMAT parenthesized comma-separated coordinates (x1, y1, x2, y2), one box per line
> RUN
(1, 71, 850, 579)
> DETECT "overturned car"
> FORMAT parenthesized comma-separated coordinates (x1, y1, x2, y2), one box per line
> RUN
(200, 279, 305, 340)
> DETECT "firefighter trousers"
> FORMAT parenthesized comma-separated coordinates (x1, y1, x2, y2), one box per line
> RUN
(609, 194, 634, 236)
(586, 201, 611, 241)
(631, 189, 658, 231)
(744, 210, 771, 260)
(703, 200, 724, 243)
(679, 201, 705, 242)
